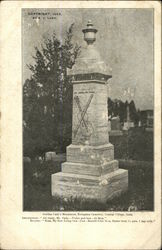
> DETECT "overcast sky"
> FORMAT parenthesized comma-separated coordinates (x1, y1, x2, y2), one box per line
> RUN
(23, 8, 153, 110)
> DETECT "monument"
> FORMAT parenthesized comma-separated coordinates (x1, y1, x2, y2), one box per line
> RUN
(51, 21, 128, 202)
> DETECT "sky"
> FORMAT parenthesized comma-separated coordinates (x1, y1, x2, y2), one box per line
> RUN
(23, 8, 154, 110)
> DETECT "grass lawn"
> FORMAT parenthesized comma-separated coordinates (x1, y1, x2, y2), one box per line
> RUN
(23, 158, 153, 211)
(109, 128, 153, 161)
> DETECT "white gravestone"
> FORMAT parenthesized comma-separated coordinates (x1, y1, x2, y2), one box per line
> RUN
(45, 151, 56, 161)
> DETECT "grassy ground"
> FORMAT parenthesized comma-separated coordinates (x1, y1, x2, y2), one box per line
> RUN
(23, 158, 153, 211)
(109, 128, 153, 161)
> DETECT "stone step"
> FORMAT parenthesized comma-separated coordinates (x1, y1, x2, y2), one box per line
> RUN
(51, 168, 128, 202)
(62, 160, 119, 176)
(66, 143, 114, 165)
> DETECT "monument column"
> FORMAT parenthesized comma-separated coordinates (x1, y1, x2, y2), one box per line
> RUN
(51, 21, 128, 202)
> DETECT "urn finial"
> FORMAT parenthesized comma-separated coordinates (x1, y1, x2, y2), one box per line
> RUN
(82, 20, 98, 45)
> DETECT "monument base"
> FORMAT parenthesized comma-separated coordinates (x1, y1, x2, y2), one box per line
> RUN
(51, 168, 128, 203)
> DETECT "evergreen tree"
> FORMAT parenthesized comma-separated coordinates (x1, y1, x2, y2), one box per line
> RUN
(23, 24, 80, 158)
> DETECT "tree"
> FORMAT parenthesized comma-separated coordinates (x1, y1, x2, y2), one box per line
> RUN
(129, 100, 139, 125)
(108, 98, 127, 122)
(119, 100, 126, 123)
(108, 97, 114, 117)
(23, 24, 80, 158)
(107, 98, 139, 125)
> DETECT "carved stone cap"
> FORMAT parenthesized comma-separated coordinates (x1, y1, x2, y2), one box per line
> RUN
(68, 20, 112, 81)
(82, 20, 98, 45)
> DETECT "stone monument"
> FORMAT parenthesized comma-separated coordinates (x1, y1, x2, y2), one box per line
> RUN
(51, 21, 128, 202)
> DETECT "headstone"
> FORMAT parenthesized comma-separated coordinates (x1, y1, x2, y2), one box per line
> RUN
(23, 157, 31, 163)
(109, 130, 123, 136)
(109, 116, 123, 136)
(111, 116, 121, 130)
(123, 121, 134, 130)
(146, 127, 153, 132)
(45, 151, 56, 161)
(138, 120, 141, 127)
(51, 21, 128, 202)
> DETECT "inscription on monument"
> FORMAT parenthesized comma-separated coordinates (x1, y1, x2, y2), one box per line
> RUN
(73, 91, 95, 143)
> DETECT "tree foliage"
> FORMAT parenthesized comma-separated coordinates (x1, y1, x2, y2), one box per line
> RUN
(108, 98, 140, 124)
(23, 24, 80, 158)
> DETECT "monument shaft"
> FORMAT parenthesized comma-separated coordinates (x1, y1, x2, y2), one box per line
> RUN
(72, 82, 109, 146)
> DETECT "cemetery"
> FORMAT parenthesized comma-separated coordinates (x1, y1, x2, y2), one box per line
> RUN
(23, 21, 153, 211)
(23, 140, 153, 211)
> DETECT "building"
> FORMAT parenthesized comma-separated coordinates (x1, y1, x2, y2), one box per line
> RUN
(140, 110, 153, 127)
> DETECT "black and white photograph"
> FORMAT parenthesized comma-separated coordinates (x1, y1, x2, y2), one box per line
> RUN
(0, 1, 161, 249)
(23, 8, 154, 211)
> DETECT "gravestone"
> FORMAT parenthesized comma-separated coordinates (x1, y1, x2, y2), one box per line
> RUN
(109, 116, 123, 136)
(111, 116, 121, 130)
(23, 157, 31, 163)
(123, 121, 134, 130)
(51, 21, 128, 202)
(45, 151, 56, 161)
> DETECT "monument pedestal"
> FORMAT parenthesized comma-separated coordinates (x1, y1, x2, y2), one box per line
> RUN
(52, 168, 128, 203)
(52, 143, 128, 202)
(51, 21, 128, 203)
